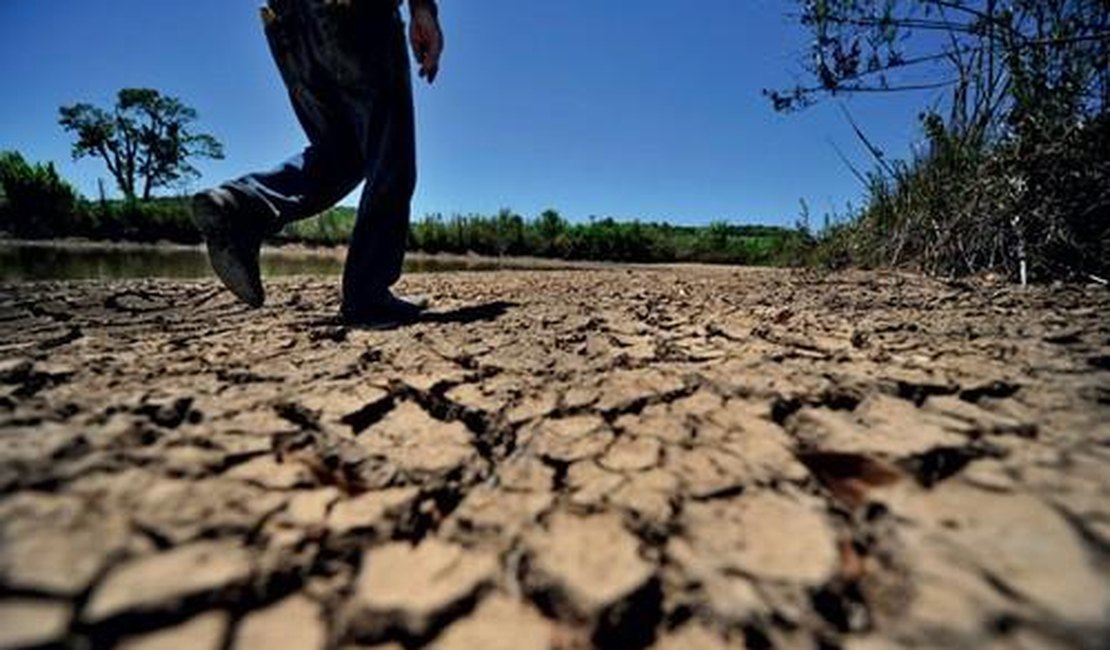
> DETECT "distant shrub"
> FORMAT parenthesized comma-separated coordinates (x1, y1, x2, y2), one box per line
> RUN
(275, 207, 356, 246)
(408, 210, 808, 265)
(70, 197, 197, 243)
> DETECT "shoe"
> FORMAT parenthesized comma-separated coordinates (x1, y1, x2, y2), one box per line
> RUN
(342, 292, 429, 329)
(192, 188, 265, 308)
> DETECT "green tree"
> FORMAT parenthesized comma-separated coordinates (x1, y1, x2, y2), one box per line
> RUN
(535, 208, 567, 255)
(59, 88, 224, 201)
(494, 208, 525, 256)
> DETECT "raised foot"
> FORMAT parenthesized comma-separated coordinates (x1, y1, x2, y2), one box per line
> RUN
(192, 188, 265, 308)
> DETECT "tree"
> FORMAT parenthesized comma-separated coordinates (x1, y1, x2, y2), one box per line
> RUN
(59, 88, 224, 201)
(494, 208, 525, 256)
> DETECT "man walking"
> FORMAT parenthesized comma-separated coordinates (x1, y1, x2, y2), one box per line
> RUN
(193, 0, 443, 327)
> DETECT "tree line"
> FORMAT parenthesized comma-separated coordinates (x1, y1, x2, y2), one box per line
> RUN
(285, 208, 813, 265)
(0, 153, 810, 266)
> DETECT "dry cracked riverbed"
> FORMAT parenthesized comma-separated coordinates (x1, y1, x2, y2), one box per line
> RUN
(0, 267, 1108, 650)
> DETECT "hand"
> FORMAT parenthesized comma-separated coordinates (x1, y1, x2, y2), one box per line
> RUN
(409, 1, 443, 83)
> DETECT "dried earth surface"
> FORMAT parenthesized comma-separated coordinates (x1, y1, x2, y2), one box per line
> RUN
(0, 267, 1107, 649)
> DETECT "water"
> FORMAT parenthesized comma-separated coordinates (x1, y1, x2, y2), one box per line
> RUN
(0, 242, 545, 282)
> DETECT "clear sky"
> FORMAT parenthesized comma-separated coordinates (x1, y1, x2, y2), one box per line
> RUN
(0, 0, 945, 227)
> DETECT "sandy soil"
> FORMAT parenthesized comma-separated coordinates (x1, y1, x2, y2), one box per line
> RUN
(0, 267, 1107, 649)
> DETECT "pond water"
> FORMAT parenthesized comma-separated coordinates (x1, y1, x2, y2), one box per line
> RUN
(0, 243, 547, 282)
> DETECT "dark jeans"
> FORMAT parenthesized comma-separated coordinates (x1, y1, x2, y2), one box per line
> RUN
(225, 0, 415, 316)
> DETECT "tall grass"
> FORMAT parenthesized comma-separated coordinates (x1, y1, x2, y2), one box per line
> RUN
(818, 113, 1109, 281)
(781, 0, 1109, 282)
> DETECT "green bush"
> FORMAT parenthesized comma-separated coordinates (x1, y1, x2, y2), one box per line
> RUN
(0, 152, 204, 243)
(276, 207, 356, 246)
(0, 151, 82, 238)
(91, 198, 200, 243)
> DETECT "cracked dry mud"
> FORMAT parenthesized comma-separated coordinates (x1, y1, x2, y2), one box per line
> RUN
(0, 267, 1108, 649)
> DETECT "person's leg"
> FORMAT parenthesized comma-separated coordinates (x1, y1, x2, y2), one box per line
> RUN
(223, 0, 367, 233)
(339, 8, 418, 321)
(224, 147, 362, 233)
(195, 0, 367, 306)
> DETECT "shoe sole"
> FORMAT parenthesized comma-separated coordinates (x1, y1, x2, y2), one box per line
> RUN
(192, 193, 265, 308)
(348, 319, 410, 331)
(342, 310, 425, 330)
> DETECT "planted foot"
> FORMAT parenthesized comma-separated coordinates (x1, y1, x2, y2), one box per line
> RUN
(342, 292, 429, 329)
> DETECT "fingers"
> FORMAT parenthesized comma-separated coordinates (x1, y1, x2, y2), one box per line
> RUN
(416, 37, 440, 82)
(409, 14, 443, 84)
(421, 38, 441, 83)
(428, 31, 443, 82)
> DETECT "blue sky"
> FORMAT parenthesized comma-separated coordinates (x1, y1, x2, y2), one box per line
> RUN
(0, 0, 945, 226)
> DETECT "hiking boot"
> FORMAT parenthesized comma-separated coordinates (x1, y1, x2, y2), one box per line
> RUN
(342, 292, 429, 329)
(192, 188, 265, 308)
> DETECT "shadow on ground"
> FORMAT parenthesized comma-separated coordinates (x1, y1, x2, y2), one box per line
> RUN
(419, 300, 517, 325)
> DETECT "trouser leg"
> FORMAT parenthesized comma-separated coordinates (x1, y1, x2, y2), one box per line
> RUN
(226, 145, 363, 233)
(221, 0, 417, 313)
(340, 11, 417, 315)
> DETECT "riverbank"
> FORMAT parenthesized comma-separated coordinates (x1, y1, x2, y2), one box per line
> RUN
(1, 267, 1107, 648)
